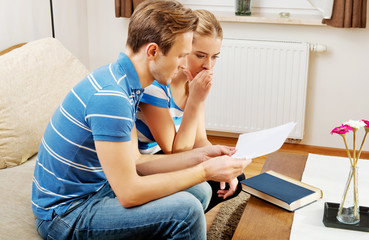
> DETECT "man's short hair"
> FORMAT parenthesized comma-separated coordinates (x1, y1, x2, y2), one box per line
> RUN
(126, 0, 198, 55)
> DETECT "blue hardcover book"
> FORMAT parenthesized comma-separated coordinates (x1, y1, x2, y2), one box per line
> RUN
(241, 171, 322, 211)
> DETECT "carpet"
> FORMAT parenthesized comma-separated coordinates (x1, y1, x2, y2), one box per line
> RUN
(207, 191, 250, 240)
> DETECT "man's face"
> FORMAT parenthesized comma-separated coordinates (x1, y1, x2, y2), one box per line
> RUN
(187, 34, 222, 78)
(150, 32, 193, 85)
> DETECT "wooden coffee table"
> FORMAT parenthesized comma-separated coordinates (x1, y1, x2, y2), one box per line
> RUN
(232, 152, 308, 240)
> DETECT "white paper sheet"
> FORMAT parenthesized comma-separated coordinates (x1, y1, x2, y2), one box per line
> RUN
(232, 122, 296, 159)
(290, 154, 369, 240)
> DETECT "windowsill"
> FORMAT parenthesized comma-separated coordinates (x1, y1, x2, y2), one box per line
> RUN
(213, 11, 326, 26)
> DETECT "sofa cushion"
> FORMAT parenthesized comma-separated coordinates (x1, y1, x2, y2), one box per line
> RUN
(0, 38, 89, 169)
(0, 156, 41, 239)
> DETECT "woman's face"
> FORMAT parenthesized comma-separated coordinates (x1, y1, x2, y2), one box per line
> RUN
(187, 33, 222, 77)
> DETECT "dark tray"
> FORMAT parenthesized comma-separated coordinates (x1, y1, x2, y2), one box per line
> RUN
(323, 202, 369, 232)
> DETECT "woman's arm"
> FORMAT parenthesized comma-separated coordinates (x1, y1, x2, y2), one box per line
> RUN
(140, 70, 212, 153)
(193, 102, 212, 148)
(139, 102, 181, 153)
(172, 70, 212, 152)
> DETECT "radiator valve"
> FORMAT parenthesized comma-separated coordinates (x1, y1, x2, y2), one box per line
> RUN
(310, 43, 327, 53)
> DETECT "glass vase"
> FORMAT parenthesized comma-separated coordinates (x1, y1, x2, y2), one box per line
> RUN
(235, 0, 252, 16)
(336, 165, 360, 224)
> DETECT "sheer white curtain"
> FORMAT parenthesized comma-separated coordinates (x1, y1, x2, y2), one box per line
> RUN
(307, 0, 334, 18)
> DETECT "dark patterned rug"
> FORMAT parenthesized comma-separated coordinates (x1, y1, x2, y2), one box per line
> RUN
(207, 191, 250, 240)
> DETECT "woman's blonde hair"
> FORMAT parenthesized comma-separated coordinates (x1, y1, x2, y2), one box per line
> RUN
(193, 9, 223, 40)
(127, 0, 198, 55)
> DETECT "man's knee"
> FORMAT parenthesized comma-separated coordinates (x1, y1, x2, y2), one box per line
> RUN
(167, 192, 206, 239)
(184, 182, 212, 211)
(173, 192, 204, 217)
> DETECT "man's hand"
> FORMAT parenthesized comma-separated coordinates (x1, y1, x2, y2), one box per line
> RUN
(200, 156, 251, 183)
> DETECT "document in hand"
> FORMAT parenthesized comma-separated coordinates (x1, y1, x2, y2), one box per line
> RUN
(241, 171, 323, 211)
(232, 122, 296, 159)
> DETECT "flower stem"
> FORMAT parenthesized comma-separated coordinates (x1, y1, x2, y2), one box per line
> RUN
(351, 130, 359, 218)
(337, 167, 359, 219)
(353, 128, 357, 165)
(353, 169, 359, 218)
(356, 131, 368, 165)
(341, 135, 353, 167)
(337, 170, 353, 216)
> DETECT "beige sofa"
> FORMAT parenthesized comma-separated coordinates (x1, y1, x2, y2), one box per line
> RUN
(0, 38, 89, 239)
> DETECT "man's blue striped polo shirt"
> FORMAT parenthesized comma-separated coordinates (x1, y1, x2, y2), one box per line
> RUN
(32, 53, 144, 220)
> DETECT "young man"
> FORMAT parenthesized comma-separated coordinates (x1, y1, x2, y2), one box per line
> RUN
(32, 1, 251, 239)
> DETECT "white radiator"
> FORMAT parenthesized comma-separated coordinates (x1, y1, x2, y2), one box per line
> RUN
(205, 38, 313, 139)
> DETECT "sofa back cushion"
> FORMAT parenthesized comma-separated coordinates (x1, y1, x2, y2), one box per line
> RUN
(0, 38, 90, 169)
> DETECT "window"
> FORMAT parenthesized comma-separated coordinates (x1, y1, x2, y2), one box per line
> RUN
(179, 0, 324, 17)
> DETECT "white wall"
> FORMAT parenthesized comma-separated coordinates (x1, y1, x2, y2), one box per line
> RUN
(1, 0, 89, 68)
(52, 0, 89, 68)
(2, 0, 368, 150)
(86, 0, 129, 71)
(0, 0, 51, 50)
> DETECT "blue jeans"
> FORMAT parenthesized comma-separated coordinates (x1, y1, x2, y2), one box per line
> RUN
(36, 182, 211, 240)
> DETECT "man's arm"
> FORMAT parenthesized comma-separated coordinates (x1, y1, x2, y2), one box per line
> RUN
(95, 139, 206, 208)
(136, 145, 236, 175)
(95, 129, 250, 208)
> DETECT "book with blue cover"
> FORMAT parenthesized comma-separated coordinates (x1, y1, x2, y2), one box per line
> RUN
(241, 170, 323, 211)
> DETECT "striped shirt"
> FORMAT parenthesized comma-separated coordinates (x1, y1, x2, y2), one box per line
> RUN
(136, 81, 184, 154)
(32, 53, 143, 220)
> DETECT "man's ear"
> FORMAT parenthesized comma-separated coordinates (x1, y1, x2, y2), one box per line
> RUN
(146, 43, 159, 59)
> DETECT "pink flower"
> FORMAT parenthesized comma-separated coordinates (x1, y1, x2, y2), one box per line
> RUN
(330, 124, 353, 135)
(362, 119, 369, 128)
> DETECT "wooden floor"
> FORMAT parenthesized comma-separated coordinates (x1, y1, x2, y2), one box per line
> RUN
(205, 135, 369, 231)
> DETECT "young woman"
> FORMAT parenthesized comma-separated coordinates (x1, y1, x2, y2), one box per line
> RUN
(136, 9, 245, 211)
